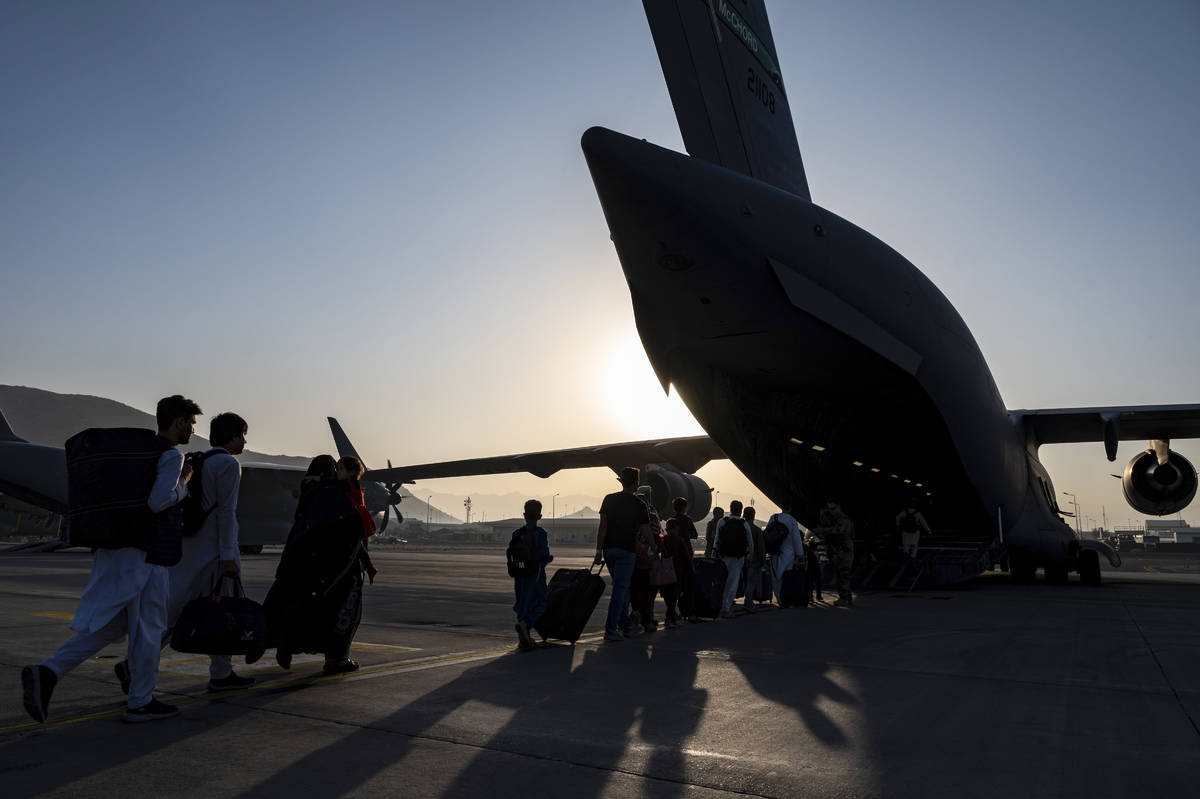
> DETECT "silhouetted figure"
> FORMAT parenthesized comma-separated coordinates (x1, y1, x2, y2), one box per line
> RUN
(815, 500, 855, 607)
(896, 502, 932, 558)
(23, 395, 199, 724)
(712, 500, 753, 617)
(511, 499, 552, 650)
(703, 506, 724, 557)
(668, 496, 698, 621)
(265, 455, 368, 674)
(594, 467, 651, 642)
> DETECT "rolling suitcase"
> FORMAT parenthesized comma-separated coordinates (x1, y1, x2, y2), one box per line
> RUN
(692, 557, 727, 618)
(779, 568, 810, 608)
(534, 565, 606, 643)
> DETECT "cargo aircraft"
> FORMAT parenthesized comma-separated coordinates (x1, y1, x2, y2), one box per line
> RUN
(4, 2, 1197, 585)
(366, 0, 1200, 584)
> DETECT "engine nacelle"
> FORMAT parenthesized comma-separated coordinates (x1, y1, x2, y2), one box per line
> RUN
(643, 464, 712, 520)
(1122, 449, 1197, 516)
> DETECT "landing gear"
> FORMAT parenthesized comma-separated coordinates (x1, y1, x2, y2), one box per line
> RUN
(1044, 563, 1069, 584)
(1010, 551, 1036, 583)
(1078, 549, 1101, 585)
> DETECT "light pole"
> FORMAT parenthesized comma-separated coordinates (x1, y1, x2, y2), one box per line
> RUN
(552, 493, 560, 531)
(1062, 491, 1080, 536)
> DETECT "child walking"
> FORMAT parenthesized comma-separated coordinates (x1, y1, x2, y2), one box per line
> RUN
(511, 499, 553, 650)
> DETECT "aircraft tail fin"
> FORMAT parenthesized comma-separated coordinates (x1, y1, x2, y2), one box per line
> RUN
(643, 0, 810, 200)
(327, 417, 365, 466)
(0, 407, 28, 443)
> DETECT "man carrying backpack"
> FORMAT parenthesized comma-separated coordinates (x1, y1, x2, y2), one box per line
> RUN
(896, 502, 932, 558)
(712, 500, 754, 618)
(765, 500, 805, 605)
(116, 411, 254, 694)
(22, 395, 199, 724)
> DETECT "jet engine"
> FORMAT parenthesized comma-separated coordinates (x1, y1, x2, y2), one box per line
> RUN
(1122, 447, 1197, 516)
(643, 464, 712, 520)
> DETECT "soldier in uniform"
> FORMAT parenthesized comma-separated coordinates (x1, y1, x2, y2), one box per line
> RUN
(815, 499, 855, 607)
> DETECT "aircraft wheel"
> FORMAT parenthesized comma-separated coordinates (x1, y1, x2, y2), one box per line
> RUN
(1078, 550, 1101, 585)
(1010, 551, 1036, 583)
(1044, 563, 1069, 584)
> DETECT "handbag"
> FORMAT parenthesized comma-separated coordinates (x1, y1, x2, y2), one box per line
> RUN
(170, 575, 267, 663)
(649, 554, 677, 586)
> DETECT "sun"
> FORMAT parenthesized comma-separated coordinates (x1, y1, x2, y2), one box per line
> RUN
(601, 330, 705, 440)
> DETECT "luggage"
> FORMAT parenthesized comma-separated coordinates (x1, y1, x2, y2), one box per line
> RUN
(171, 576, 267, 662)
(180, 450, 219, 536)
(692, 556, 727, 618)
(506, 528, 539, 578)
(534, 565, 606, 643)
(763, 518, 788, 555)
(717, 518, 749, 557)
(648, 554, 677, 586)
(66, 427, 170, 552)
(750, 564, 773, 602)
(779, 567, 810, 608)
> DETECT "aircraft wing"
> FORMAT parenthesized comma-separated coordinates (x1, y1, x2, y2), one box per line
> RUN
(1014, 404, 1200, 459)
(362, 435, 725, 484)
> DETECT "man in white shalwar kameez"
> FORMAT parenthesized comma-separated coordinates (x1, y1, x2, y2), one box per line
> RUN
(22, 395, 199, 724)
(161, 411, 253, 691)
(767, 502, 805, 604)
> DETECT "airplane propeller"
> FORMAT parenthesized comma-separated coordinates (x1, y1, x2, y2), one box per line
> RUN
(378, 459, 404, 532)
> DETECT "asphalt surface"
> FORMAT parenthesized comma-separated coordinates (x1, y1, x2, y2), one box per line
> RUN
(0, 545, 1197, 798)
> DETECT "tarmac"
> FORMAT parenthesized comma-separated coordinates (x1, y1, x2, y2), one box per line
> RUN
(0, 545, 1197, 798)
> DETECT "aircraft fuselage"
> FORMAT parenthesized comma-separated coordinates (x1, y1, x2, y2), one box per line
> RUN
(583, 126, 1074, 562)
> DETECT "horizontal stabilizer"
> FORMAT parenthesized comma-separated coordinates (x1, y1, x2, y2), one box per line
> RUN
(363, 435, 725, 484)
(643, 0, 810, 199)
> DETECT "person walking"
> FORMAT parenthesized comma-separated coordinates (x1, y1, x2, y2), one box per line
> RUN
(766, 500, 805, 605)
(23, 395, 199, 724)
(145, 411, 254, 694)
(896, 502, 932, 558)
(743, 506, 769, 607)
(815, 500, 856, 607)
(805, 535, 824, 604)
(703, 506, 724, 558)
(630, 484, 662, 632)
(594, 467, 651, 642)
(668, 497, 698, 621)
(712, 500, 753, 618)
(512, 499, 553, 650)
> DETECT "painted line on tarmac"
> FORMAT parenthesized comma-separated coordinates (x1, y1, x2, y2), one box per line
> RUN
(27, 611, 74, 620)
(0, 641, 549, 736)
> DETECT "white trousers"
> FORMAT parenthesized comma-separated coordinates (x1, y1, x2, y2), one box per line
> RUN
(901, 531, 921, 557)
(166, 548, 233, 679)
(44, 564, 168, 708)
(720, 556, 743, 612)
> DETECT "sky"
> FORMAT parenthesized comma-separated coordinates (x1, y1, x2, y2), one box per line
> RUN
(2, 1, 1197, 526)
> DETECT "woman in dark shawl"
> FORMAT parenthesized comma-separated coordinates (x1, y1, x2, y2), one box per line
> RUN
(264, 455, 368, 674)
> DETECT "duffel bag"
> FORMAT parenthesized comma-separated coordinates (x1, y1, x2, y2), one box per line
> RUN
(171, 575, 266, 663)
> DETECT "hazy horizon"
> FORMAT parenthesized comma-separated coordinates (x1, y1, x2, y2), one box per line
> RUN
(3, 1, 1197, 528)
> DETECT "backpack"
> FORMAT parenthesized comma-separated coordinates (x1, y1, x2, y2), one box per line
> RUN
(898, 510, 919, 534)
(506, 528, 539, 578)
(66, 427, 171, 552)
(763, 517, 789, 556)
(718, 518, 748, 557)
(180, 450, 219, 536)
